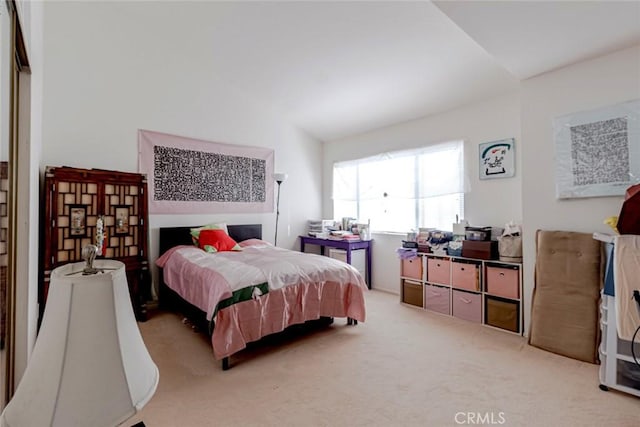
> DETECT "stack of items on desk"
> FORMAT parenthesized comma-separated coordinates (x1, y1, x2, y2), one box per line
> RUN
(416, 228, 433, 253)
(398, 230, 419, 259)
(307, 219, 335, 238)
(328, 230, 360, 241)
(447, 220, 467, 256)
(414, 229, 454, 255)
(428, 230, 453, 256)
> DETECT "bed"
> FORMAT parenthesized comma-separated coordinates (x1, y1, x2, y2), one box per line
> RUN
(156, 224, 367, 369)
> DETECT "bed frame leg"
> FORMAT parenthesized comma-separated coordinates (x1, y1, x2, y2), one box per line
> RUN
(222, 357, 230, 371)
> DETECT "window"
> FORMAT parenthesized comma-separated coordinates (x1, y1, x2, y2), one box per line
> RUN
(333, 141, 464, 233)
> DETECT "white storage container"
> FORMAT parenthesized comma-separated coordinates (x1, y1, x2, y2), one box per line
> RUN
(328, 248, 367, 283)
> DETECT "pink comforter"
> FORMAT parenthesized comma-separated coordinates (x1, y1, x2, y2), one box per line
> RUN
(156, 244, 367, 359)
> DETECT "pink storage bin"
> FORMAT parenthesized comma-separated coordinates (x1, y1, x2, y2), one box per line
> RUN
(451, 261, 479, 291)
(401, 258, 422, 280)
(486, 266, 520, 299)
(427, 257, 450, 285)
(452, 290, 482, 323)
(425, 284, 450, 315)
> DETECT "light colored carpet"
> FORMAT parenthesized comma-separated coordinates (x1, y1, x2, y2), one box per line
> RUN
(130, 290, 639, 427)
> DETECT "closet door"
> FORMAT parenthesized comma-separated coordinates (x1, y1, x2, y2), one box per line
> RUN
(1, 0, 31, 405)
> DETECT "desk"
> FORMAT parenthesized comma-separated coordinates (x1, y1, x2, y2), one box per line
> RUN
(299, 236, 372, 289)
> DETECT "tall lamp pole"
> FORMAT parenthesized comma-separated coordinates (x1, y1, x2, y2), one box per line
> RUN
(273, 173, 288, 246)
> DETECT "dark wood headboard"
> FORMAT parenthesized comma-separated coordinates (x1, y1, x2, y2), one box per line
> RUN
(158, 224, 262, 256)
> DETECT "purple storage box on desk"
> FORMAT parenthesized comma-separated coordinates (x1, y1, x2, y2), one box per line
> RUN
(462, 240, 499, 260)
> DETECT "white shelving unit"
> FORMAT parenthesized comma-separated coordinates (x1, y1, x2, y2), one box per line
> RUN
(599, 292, 640, 396)
(593, 232, 640, 397)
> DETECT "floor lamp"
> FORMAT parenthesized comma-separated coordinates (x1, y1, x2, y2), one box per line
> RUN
(273, 172, 288, 246)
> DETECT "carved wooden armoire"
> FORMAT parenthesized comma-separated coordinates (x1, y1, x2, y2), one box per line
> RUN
(40, 166, 151, 321)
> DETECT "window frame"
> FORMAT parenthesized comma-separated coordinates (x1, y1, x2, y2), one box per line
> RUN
(332, 141, 465, 233)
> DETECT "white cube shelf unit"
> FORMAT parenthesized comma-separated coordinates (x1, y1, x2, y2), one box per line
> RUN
(400, 253, 524, 335)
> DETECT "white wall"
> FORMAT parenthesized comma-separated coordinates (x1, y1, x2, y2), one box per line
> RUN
(40, 2, 322, 288)
(324, 91, 522, 294)
(520, 45, 640, 333)
(26, 0, 43, 369)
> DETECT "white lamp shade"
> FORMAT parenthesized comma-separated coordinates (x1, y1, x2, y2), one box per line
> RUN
(273, 172, 288, 183)
(0, 260, 159, 427)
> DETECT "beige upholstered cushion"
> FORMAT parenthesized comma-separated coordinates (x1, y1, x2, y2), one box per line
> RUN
(529, 230, 602, 363)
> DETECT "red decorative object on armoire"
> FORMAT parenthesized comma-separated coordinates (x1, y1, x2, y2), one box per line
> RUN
(40, 166, 151, 322)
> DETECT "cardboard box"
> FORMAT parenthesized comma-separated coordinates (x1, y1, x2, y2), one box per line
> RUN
(485, 296, 520, 333)
(462, 240, 498, 260)
(402, 280, 423, 307)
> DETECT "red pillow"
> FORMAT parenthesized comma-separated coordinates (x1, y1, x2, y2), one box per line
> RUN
(198, 229, 241, 253)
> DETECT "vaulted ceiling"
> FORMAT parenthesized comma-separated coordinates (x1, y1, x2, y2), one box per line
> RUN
(123, 1, 640, 141)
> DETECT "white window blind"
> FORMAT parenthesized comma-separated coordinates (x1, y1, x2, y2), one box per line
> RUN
(333, 141, 465, 233)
